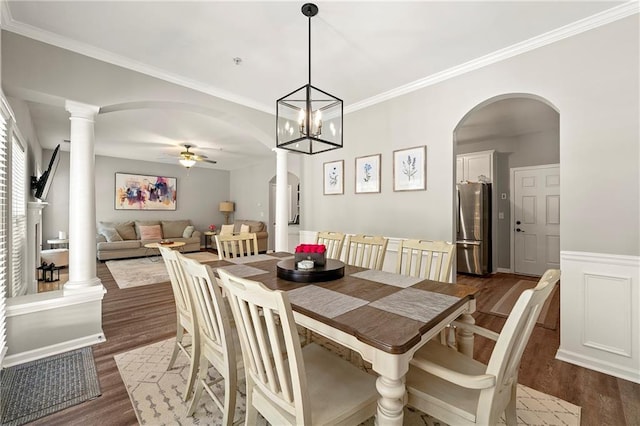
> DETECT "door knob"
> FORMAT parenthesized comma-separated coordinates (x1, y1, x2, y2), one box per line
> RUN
(516, 228, 523, 232)
(516, 220, 521, 225)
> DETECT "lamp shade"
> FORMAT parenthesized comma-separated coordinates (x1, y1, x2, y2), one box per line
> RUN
(179, 158, 196, 168)
(219, 201, 235, 213)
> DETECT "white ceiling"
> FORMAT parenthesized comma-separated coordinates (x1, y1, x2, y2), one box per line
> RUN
(0, 1, 630, 169)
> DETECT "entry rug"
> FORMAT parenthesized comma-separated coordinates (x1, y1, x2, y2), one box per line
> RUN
(482, 279, 560, 329)
(116, 338, 580, 426)
(106, 251, 219, 289)
(0, 347, 101, 426)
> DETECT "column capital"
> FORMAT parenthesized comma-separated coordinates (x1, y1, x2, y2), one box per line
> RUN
(272, 147, 289, 157)
(65, 100, 100, 120)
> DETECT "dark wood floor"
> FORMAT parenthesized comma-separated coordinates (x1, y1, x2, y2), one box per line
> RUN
(28, 261, 639, 425)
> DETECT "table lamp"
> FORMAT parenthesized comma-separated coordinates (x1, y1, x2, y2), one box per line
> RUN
(219, 201, 235, 225)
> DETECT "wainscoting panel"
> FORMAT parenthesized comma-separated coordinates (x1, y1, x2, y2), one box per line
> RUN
(557, 251, 639, 384)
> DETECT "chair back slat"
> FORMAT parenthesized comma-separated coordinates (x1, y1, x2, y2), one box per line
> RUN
(159, 247, 194, 326)
(344, 234, 389, 270)
(396, 239, 455, 282)
(216, 233, 259, 260)
(315, 231, 346, 260)
(218, 268, 309, 423)
(181, 257, 230, 353)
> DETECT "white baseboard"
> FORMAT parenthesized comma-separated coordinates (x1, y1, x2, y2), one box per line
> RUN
(496, 267, 512, 273)
(556, 348, 639, 384)
(2, 332, 106, 368)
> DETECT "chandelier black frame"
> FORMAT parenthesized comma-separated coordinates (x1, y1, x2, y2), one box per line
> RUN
(276, 3, 343, 155)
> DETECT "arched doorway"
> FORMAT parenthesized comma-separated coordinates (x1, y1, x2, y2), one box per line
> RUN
(453, 94, 560, 276)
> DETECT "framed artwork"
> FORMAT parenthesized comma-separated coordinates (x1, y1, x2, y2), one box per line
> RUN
(323, 160, 344, 195)
(355, 154, 381, 194)
(115, 172, 177, 210)
(393, 145, 426, 191)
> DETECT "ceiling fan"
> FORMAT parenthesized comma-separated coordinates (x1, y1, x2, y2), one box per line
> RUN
(177, 144, 217, 168)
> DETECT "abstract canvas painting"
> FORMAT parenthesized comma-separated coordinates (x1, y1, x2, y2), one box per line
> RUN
(115, 173, 177, 210)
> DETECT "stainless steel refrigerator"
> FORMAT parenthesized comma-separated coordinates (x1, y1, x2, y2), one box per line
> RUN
(456, 182, 491, 275)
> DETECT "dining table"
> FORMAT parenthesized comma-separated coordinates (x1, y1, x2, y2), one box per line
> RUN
(206, 252, 479, 426)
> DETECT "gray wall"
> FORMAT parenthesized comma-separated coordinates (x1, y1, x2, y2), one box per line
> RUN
(298, 16, 638, 258)
(42, 150, 230, 246)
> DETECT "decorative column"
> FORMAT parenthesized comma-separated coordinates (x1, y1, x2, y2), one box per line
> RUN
(274, 148, 288, 252)
(64, 100, 102, 291)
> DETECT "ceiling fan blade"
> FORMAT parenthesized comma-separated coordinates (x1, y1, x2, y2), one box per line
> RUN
(203, 159, 217, 164)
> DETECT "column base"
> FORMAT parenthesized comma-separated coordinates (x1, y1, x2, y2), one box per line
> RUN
(64, 277, 103, 293)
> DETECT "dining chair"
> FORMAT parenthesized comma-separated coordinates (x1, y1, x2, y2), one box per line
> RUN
(315, 231, 346, 260)
(405, 269, 561, 426)
(217, 268, 379, 426)
(215, 232, 259, 260)
(344, 234, 389, 270)
(159, 246, 199, 401)
(179, 254, 242, 424)
(396, 239, 455, 282)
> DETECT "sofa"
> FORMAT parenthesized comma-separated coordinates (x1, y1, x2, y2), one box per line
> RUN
(218, 220, 268, 253)
(96, 220, 201, 261)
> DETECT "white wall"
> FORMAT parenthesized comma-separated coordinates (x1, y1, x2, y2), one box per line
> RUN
(42, 150, 231, 246)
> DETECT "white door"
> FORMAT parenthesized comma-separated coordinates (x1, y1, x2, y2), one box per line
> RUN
(511, 164, 560, 276)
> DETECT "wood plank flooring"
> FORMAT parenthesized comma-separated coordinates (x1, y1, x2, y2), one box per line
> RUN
(27, 264, 640, 425)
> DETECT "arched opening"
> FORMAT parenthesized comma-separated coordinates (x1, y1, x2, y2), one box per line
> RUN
(453, 94, 560, 276)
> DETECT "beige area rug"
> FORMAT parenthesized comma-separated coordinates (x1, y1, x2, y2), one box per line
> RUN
(115, 338, 581, 426)
(106, 252, 219, 289)
(481, 279, 560, 330)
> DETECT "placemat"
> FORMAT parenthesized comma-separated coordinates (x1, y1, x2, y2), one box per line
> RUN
(350, 270, 423, 288)
(370, 288, 461, 323)
(226, 254, 281, 264)
(287, 286, 368, 318)
(215, 264, 268, 278)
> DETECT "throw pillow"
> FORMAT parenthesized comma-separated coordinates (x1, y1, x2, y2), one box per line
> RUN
(220, 224, 234, 235)
(162, 220, 191, 239)
(101, 227, 123, 242)
(240, 224, 251, 234)
(183, 225, 195, 238)
(139, 224, 163, 240)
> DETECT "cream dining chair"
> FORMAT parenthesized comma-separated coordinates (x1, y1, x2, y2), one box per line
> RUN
(159, 246, 199, 401)
(215, 232, 259, 260)
(396, 239, 455, 282)
(315, 231, 346, 260)
(179, 254, 242, 424)
(406, 269, 561, 426)
(217, 268, 379, 426)
(344, 234, 389, 270)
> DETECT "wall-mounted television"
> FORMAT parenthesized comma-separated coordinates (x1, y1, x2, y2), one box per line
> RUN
(32, 144, 61, 201)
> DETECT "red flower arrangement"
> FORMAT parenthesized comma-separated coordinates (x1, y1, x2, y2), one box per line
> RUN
(295, 244, 326, 254)
(294, 244, 327, 266)
(209, 224, 217, 231)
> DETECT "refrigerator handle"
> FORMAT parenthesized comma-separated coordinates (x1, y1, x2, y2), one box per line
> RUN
(456, 188, 460, 235)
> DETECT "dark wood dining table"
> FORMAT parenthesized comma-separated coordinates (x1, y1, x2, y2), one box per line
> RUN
(206, 252, 479, 426)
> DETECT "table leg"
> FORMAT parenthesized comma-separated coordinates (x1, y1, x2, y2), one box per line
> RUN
(456, 313, 475, 356)
(375, 375, 405, 425)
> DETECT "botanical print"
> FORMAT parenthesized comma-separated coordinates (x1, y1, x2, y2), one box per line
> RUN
(115, 173, 177, 210)
(355, 154, 381, 194)
(393, 146, 426, 191)
(323, 160, 344, 195)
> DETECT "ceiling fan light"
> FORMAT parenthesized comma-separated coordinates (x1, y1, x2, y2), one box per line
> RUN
(179, 158, 197, 168)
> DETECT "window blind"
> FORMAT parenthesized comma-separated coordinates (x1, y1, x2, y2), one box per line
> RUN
(0, 109, 8, 364)
(10, 132, 26, 298)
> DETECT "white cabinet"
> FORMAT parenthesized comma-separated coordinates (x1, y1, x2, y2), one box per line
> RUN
(456, 150, 495, 183)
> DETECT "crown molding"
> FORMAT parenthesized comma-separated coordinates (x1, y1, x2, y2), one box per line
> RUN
(346, 1, 639, 114)
(0, 4, 273, 114)
(1, 1, 637, 116)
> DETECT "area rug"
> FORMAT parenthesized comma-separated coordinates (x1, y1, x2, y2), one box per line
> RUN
(0, 347, 101, 426)
(115, 338, 580, 426)
(106, 251, 219, 289)
(481, 279, 560, 330)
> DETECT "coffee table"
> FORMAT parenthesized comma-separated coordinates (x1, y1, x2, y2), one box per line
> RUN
(143, 241, 186, 262)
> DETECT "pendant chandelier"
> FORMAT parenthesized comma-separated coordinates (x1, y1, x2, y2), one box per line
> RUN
(276, 3, 343, 155)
